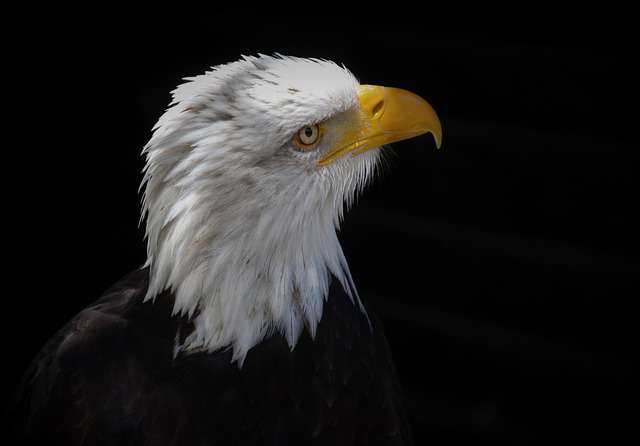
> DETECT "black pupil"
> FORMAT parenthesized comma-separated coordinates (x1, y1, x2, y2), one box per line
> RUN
(304, 127, 314, 138)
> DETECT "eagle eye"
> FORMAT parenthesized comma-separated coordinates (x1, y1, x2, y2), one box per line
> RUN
(293, 124, 321, 151)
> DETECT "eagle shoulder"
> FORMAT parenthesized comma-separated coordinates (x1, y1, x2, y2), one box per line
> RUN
(8, 268, 154, 445)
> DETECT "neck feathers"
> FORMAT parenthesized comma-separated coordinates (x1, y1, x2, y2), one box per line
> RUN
(142, 160, 376, 365)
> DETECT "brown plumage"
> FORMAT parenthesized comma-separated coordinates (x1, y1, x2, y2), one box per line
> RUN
(9, 268, 412, 445)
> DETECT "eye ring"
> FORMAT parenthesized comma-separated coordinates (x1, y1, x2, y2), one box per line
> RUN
(293, 124, 321, 151)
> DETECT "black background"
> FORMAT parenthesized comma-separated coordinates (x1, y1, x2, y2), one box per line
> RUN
(6, 6, 638, 445)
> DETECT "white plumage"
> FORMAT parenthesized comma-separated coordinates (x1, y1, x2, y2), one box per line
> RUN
(141, 55, 382, 364)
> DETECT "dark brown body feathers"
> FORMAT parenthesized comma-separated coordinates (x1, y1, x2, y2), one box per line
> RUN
(9, 268, 411, 445)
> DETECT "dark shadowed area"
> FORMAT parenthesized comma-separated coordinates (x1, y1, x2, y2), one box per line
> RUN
(7, 7, 637, 445)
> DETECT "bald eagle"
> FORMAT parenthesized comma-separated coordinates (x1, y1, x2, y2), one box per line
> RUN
(10, 55, 442, 445)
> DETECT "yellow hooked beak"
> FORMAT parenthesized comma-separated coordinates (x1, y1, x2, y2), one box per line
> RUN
(318, 85, 442, 166)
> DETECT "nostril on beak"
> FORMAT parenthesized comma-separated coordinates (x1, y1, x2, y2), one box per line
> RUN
(372, 100, 384, 119)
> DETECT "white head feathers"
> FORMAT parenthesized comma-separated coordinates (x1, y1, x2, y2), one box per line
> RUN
(141, 55, 382, 364)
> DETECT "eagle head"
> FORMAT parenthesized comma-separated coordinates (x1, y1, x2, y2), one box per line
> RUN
(141, 54, 441, 364)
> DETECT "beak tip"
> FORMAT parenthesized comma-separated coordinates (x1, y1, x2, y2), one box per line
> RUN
(430, 130, 443, 150)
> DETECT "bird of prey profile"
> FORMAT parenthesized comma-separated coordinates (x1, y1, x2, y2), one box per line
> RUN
(10, 54, 442, 445)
